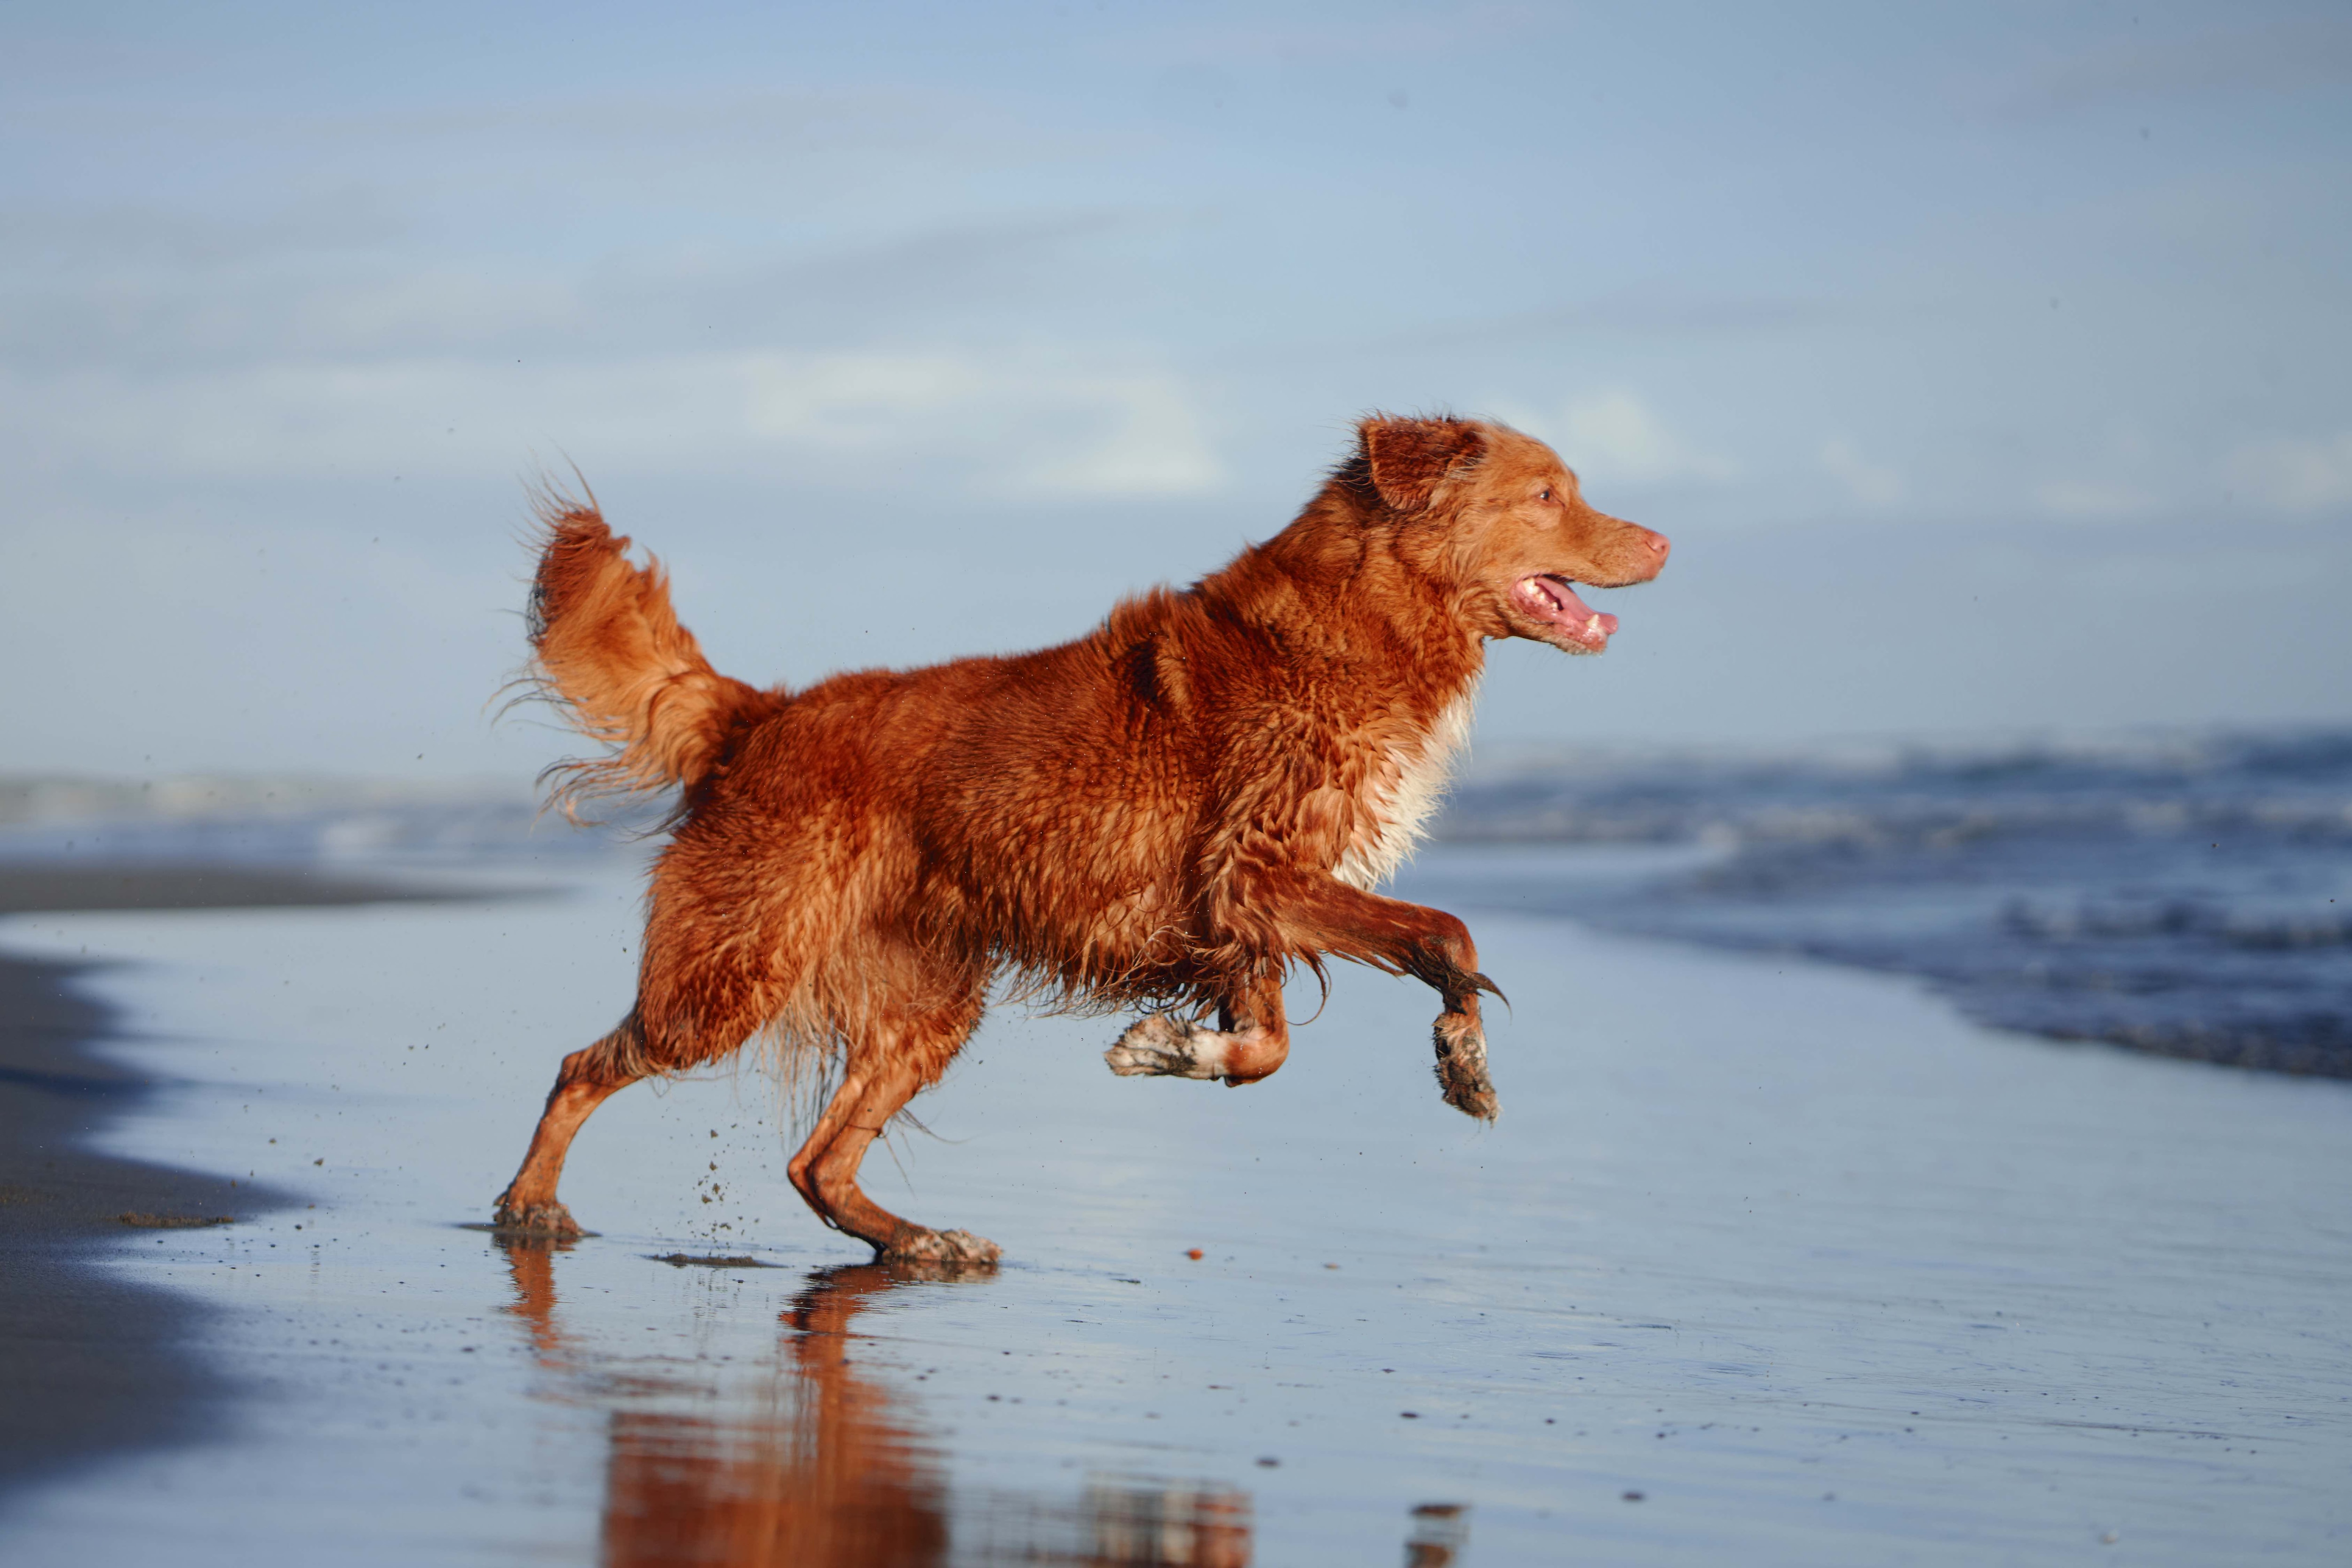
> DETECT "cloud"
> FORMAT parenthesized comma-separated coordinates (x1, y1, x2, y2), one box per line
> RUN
(2228, 430, 2352, 514)
(1819, 437, 1905, 508)
(0, 202, 1156, 376)
(2033, 478, 2156, 520)
(0, 186, 407, 272)
(0, 347, 1224, 501)
(742, 351, 1223, 497)
(1010, 374, 1223, 498)
(1112, 3, 1548, 66)
(1370, 294, 1825, 360)
(1996, 18, 2352, 116)
(1512, 390, 1733, 490)
(2, 82, 1003, 166)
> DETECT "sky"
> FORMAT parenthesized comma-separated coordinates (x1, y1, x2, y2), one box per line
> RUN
(4, 0, 2349, 780)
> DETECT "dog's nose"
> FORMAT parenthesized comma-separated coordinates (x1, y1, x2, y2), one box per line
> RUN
(1645, 530, 1671, 559)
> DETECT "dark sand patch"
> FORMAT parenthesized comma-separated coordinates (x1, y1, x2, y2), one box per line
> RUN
(0, 861, 522, 916)
(0, 862, 491, 1497)
(0, 947, 262, 1494)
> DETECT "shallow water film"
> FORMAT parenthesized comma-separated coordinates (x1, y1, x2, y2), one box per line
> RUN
(0, 845, 2348, 1564)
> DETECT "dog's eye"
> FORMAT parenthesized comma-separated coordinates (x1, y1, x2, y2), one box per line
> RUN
(1537, 487, 1553, 502)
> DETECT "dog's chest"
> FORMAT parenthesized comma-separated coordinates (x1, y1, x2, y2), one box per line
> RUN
(1332, 681, 1478, 891)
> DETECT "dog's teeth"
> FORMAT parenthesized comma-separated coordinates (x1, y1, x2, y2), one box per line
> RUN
(1586, 613, 1603, 637)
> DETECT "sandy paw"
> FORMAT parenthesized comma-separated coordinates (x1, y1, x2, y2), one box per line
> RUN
(1104, 1014, 1226, 1080)
(1433, 1015, 1500, 1122)
(884, 1226, 1002, 1267)
(493, 1197, 584, 1238)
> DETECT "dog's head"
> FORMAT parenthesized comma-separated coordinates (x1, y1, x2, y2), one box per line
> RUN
(1356, 414, 1669, 654)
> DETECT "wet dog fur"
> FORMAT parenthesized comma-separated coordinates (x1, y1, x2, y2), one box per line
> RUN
(493, 414, 1669, 1262)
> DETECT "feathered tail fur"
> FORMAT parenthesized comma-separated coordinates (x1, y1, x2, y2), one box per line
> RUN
(524, 493, 770, 817)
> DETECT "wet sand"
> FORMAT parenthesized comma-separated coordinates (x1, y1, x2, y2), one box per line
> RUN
(0, 847, 2347, 1563)
(0, 947, 255, 1488)
(0, 866, 504, 1492)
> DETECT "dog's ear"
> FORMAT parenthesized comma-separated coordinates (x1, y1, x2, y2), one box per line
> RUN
(1360, 416, 1486, 514)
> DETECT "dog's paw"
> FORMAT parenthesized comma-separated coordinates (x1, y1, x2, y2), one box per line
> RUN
(1104, 1013, 1226, 1079)
(883, 1226, 1002, 1268)
(493, 1196, 585, 1238)
(1433, 1013, 1499, 1122)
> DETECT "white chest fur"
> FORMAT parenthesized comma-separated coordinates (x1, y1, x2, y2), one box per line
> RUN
(1332, 678, 1479, 891)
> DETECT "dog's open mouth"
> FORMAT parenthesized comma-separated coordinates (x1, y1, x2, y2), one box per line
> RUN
(1514, 574, 1618, 651)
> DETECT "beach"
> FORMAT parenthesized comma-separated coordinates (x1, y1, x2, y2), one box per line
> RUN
(0, 845, 2346, 1563)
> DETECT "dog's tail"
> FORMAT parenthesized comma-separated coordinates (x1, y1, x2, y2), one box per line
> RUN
(522, 493, 771, 817)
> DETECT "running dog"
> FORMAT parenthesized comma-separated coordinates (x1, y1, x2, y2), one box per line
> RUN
(493, 414, 1669, 1261)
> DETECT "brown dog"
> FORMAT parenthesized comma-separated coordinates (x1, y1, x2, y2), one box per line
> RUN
(494, 414, 1668, 1261)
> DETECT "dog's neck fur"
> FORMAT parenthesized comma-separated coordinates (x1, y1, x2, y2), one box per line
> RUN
(1198, 483, 1488, 888)
(1208, 483, 1488, 682)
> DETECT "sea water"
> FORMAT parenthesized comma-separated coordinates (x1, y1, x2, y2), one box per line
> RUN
(1446, 728, 2352, 1077)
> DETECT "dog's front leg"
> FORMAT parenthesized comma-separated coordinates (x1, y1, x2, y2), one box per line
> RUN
(1105, 976, 1291, 1087)
(1250, 869, 1502, 1122)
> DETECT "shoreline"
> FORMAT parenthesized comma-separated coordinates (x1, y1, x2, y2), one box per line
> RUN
(0, 864, 502, 1500)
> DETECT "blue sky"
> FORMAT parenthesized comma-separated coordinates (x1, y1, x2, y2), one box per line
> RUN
(5, 0, 2349, 777)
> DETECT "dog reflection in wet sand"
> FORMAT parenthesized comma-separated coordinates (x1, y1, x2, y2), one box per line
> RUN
(492, 415, 1669, 1261)
(495, 1241, 1253, 1566)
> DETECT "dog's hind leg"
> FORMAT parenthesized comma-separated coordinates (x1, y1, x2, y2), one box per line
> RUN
(784, 1061, 869, 1218)
(493, 1016, 646, 1238)
(1104, 974, 1291, 1087)
(786, 975, 998, 1264)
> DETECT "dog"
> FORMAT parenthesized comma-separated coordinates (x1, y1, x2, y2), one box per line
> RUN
(493, 414, 1669, 1261)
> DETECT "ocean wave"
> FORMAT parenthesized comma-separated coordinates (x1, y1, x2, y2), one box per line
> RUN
(1445, 727, 2352, 1079)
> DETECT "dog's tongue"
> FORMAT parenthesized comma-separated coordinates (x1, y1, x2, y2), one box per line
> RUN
(1534, 576, 1618, 645)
